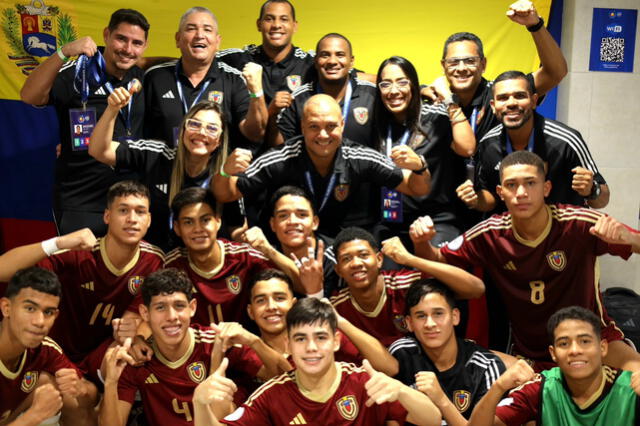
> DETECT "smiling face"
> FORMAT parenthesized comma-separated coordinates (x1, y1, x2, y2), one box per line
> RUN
(182, 109, 223, 158)
(288, 320, 340, 377)
(257, 1, 297, 51)
(302, 96, 344, 163)
(441, 40, 486, 96)
(104, 194, 151, 246)
(406, 292, 459, 352)
(491, 78, 537, 130)
(334, 239, 382, 291)
(103, 22, 148, 73)
(549, 319, 606, 382)
(248, 278, 295, 336)
(497, 164, 550, 221)
(314, 36, 353, 83)
(140, 291, 196, 349)
(175, 11, 221, 63)
(379, 63, 413, 120)
(0, 288, 59, 349)
(270, 194, 318, 251)
(173, 202, 220, 255)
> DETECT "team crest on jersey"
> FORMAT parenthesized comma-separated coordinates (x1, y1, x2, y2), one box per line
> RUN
(226, 275, 242, 294)
(20, 371, 38, 393)
(453, 390, 471, 412)
(187, 362, 206, 383)
(409, 132, 426, 149)
(546, 250, 566, 271)
(393, 314, 408, 332)
(208, 91, 223, 104)
(286, 75, 301, 91)
(128, 276, 143, 294)
(336, 395, 358, 420)
(352, 107, 369, 125)
(334, 184, 349, 202)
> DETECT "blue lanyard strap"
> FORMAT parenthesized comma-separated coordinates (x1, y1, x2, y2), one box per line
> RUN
(304, 171, 338, 213)
(385, 125, 411, 157)
(505, 130, 535, 154)
(104, 80, 134, 135)
(470, 107, 479, 133)
(317, 81, 353, 125)
(74, 52, 106, 106)
(175, 62, 211, 114)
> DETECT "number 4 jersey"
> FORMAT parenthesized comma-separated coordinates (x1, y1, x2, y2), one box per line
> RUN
(440, 204, 630, 361)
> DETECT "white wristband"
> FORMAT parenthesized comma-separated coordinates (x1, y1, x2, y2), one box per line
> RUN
(249, 90, 264, 98)
(41, 237, 59, 256)
(306, 290, 324, 299)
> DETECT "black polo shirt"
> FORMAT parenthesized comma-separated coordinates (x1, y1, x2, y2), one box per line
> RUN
(49, 50, 144, 213)
(143, 59, 253, 151)
(476, 112, 606, 212)
(237, 137, 404, 237)
(217, 44, 314, 105)
(276, 76, 377, 147)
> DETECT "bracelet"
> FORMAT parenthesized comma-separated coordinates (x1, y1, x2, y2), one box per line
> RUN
(41, 237, 59, 256)
(413, 155, 429, 175)
(249, 90, 264, 98)
(219, 167, 231, 178)
(56, 47, 69, 63)
(527, 17, 544, 32)
(450, 115, 468, 125)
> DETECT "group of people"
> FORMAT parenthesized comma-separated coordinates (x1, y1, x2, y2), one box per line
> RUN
(2, 0, 640, 425)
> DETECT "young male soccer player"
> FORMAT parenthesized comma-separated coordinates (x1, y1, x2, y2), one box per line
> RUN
(330, 227, 484, 346)
(411, 150, 640, 371)
(390, 279, 514, 424)
(469, 306, 640, 425)
(0, 267, 97, 426)
(193, 297, 442, 425)
(100, 268, 285, 426)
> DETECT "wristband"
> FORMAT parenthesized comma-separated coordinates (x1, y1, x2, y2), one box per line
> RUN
(413, 155, 429, 175)
(249, 90, 264, 98)
(41, 237, 60, 256)
(527, 17, 544, 32)
(219, 167, 231, 178)
(306, 290, 324, 299)
(56, 47, 69, 63)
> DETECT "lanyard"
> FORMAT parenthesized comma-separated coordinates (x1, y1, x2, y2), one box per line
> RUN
(317, 81, 352, 125)
(469, 107, 479, 133)
(104, 80, 134, 135)
(175, 62, 212, 114)
(74, 52, 106, 107)
(304, 171, 337, 213)
(385, 125, 411, 158)
(506, 130, 535, 154)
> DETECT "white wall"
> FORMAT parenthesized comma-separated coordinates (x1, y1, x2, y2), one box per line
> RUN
(559, 0, 640, 291)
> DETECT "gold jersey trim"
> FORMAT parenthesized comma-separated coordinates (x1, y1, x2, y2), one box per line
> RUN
(295, 362, 342, 403)
(0, 350, 26, 380)
(189, 240, 225, 279)
(512, 206, 553, 248)
(153, 328, 195, 369)
(100, 237, 141, 277)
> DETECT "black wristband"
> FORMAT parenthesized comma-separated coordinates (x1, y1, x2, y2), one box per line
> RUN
(527, 17, 544, 32)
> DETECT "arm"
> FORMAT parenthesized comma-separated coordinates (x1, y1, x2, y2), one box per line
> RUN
(265, 91, 292, 146)
(55, 370, 98, 424)
(7, 384, 62, 426)
(409, 216, 447, 263)
(447, 104, 476, 157)
(389, 145, 431, 197)
(415, 372, 467, 426)
(239, 63, 268, 143)
(20, 37, 97, 105)
(571, 167, 610, 209)
(337, 316, 399, 376)
(98, 339, 135, 426)
(590, 214, 640, 253)
(193, 358, 236, 426)
(211, 148, 253, 203)
(456, 180, 497, 212)
(381, 237, 484, 299)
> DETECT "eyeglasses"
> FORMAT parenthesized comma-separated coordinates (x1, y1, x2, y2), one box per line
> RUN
(185, 118, 221, 137)
(378, 79, 411, 92)
(443, 56, 481, 70)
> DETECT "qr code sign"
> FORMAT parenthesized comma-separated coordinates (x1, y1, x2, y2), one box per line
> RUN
(600, 37, 624, 62)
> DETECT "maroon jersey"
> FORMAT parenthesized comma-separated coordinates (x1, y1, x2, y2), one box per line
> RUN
(330, 269, 423, 347)
(222, 362, 407, 425)
(0, 337, 81, 423)
(164, 239, 274, 327)
(440, 205, 630, 361)
(38, 238, 163, 362)
(117, 324, 263, 426)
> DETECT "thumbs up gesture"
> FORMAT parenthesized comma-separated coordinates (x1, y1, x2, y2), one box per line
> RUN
(363, 359, 404, 407)
(194, 358, 238, 405)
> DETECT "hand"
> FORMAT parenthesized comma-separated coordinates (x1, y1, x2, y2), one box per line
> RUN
(241, 227, 273, 256)
(495, 359, 535, 393)
(381, 237, 413, 265)
(506, 0, 540, 27)
(431, 76, 452, 101)
(104, 338, 135, 384)
(589, 214, 634, 245)
(130, 335, 154, 364)
(390, 146, 423, 171)
(27, 383, 63, 423)
(107, 86, 134, 110)
(363, 359, 403, 406)
(631, 371, 640, 396)
(193, 358, 237, 405)
(223, 148, 253, 175)
(56, 228, 96, 251)
(212, 322, 257, 352)
(55, 368, 82, 400)
(61, 36, 97, 58)
(456, 179, 479, 208)
(243, 62, 264, 93)
(409, 216, 436, 245)
(112, 317, 141, 344)
(291, 238, 325, 295)
(268, 91, 293, 115)
(415, 371, 448, 407)
(571, 167, 595, 197)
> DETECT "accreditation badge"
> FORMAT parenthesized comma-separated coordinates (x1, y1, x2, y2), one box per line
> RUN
(69, 108, 96, 151)
(381, 187, 403, 223)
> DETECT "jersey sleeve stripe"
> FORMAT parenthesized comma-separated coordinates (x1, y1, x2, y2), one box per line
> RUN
(144, 59, 179, 75)
(245, 141, 304, 178)
(544, 121, 601, 174)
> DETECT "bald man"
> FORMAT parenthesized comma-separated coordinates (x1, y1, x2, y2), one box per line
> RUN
(212, 94, 430, 239)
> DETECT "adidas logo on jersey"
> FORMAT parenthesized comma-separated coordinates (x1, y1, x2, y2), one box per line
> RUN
(81, 281, 95, 291)
(289, 413, 307, 424)
(503, 261, 516, 271)
(162, 90, 175, 99)
(156, 184, 168, 194)
(94, 87, 106, 96)
(622, 318, 636, 327)
(145, 374, 159, 384)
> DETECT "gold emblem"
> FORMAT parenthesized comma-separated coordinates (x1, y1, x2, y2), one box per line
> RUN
(334, 184, 349, 202)
(453, 390, 471, 412)
(20, 371, 38, 393)
(352, 107, 368, 125)
(336, 395, 358, 420)
(226, 275, 241, 294)
(187, 362, 206, 383)
(546, 250, 566, 271)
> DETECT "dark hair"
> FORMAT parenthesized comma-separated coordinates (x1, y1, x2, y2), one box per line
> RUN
(108, 9, 150, 39)
(107, 180, 150, 208)
(141, 268, 193, 306)
(5, 267, 61, 299)
(547, 306, 602, 343)
(493, 70, 533, 95)
(171, 187, 220, 219)
(405, 279, 456, 315)
(442, 32, 484, 59)
(286, 297, 337, 334)
(373, 56, 422, 151)
(248, 268, 294, 296)
(499, 151, 546, 181)
(315, 33, 352, 57)
(269, 185, 316, 217)
(258, 0, 296, 21)
(333, 227, 379, 256)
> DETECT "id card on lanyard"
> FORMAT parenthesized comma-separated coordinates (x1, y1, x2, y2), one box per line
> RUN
(381, 126, 411, 223)
(173, 62, 212, 146)
(70, 54, 105, 151)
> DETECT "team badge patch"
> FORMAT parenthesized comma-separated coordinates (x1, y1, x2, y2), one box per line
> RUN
(409, 132, 426, 149)
(353, 107, 369, 125)
(546, 250, 566, 271)
(334, 184, 349, 202)
(286, 75, 301, 91)
(128, 276, 143, 295)
(187, 362, 206, 383)
(208, 91, 224, 104)
(453, 390, 471, 412)
(226, 275, 242, 294)
(336, 395, 358, 420)
(20, 371, 38, 393)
